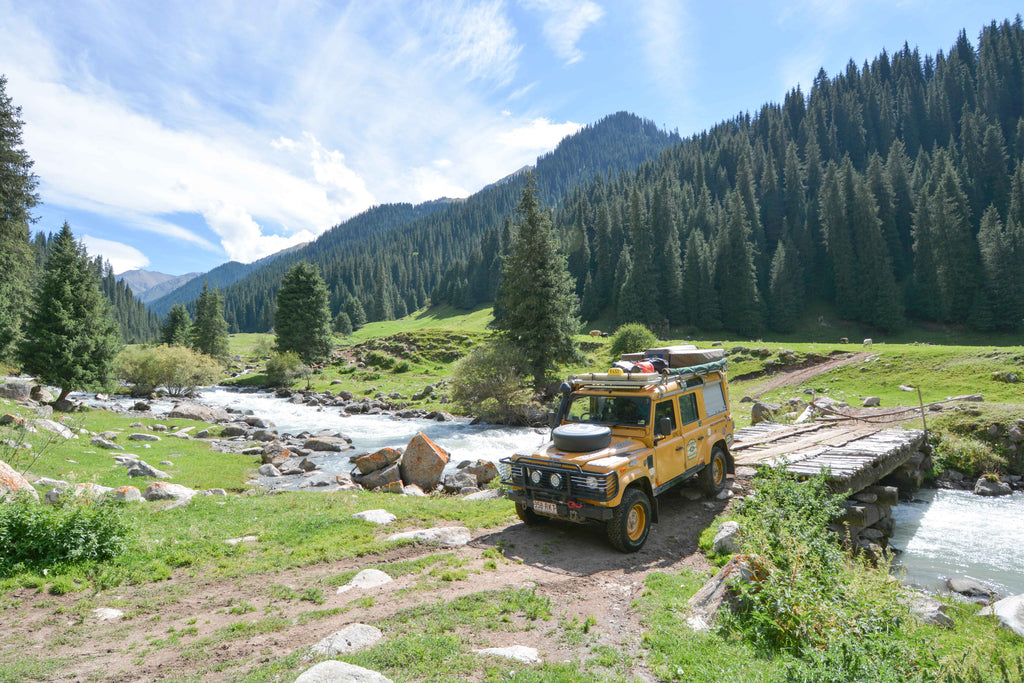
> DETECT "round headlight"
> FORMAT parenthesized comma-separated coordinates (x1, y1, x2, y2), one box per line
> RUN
(585, 476, 599, 489)
(530, 470, 542, 485)
(549, 473, 562, 488)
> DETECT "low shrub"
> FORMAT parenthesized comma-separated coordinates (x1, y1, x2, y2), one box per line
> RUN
(265, 351, 310, 387)
(450, 340, 535, 424)
(607, 322, 658, 361)
(931, 433, 1006, 477)
(0, 495, 131, 575)
(116, 344, 222, 397)
(364, 350, 396, 369)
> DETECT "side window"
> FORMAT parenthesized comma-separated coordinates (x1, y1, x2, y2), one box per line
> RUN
(654, 400, 676, 432)
(703, 381, 727, 417)
(678, 392, 699, 425)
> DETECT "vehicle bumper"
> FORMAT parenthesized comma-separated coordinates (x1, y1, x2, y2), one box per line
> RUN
(507, 489, 614, 522)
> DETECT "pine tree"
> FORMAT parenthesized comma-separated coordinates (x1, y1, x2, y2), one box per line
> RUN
(714, 191, 763, 337)
(275, 261, 333, 365)
(190, 282, 230, 360)
(0, 76, 39, 362)
(333, 311, 354, 336)
(161, 304, 192, 346)
(767, 240, 803, 332)
(344, 294, 367, 330)
(494, 173, 579, 390)
(18, 223, 120, 401)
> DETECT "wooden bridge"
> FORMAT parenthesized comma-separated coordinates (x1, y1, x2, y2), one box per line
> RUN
(731, 422, 928, 494)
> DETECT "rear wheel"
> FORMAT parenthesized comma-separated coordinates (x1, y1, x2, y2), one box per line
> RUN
(515, 502, 546, 526)
(699, 447, 728, 496)
(606, 488, 652, 553)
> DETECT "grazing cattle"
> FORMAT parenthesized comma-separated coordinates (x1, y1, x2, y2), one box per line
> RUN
(839, 337, 849, 344)
(589, 330, 602, 337)
(863, 338, 873, 346)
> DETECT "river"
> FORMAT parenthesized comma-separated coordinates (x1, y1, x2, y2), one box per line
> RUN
(890, 488, 1024, 596)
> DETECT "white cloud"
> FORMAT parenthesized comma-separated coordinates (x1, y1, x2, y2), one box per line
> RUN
(498, 117, 582, 151)
(81, 235, 150, 273)
(638, 0, 694, 118)
(422, 0, 522, 84)
(522, 0, 604, 65)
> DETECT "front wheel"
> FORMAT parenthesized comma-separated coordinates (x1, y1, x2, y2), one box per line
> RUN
(699, 447, 728, 496)
(515, 502, 546, 526)
(606, 488, 652, 553)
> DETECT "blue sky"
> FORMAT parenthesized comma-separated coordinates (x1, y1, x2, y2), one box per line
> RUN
(1, 1, 1019, 275)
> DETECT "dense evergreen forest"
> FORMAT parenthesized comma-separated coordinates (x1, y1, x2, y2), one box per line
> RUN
(31, 231, 160, 344)
(179, 113, 679, 332)
(161, 19, 1024, 337)
(439, 19, 1024, 335)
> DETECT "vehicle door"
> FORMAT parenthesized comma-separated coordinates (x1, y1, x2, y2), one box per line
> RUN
(652, 397, 684, 486)
(677, 390, 703, 469)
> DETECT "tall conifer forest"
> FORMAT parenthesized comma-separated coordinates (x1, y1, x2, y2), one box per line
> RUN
(181, 19, 1024, 336)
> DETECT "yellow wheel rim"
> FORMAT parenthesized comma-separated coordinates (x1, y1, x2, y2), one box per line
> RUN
(626, 503, 646, 541)
(713, 456, 724, 486)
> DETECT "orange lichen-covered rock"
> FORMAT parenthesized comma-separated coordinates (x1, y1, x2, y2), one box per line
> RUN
(355, 447, 402, 475)
(0, 459, 39, 501)
(399, 433, 449, 492)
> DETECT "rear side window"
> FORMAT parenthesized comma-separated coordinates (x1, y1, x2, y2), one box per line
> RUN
(703, 381, 727, 416)
(678, 392, 699, 424)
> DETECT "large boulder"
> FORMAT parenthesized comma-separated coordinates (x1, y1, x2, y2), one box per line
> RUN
(750, 401, 781, 425)
(33, 419, 76, 439)
(143, 482, 196, 501)
(0, 460, 39, 501)
(974, 477, 1012, 497)
(167, 403, 230, 423)
(399, 432, 449, 492)
(110, 485, 144, 503)
(355, 447, 402, 475)
(304, 436, 350, 452)
(686, 554, 764, 631)
(30, 386, 54, 403)
(294, 661, 393, 683)
(945, 577, 1000, 603)
(981, 594, 1024, 637)
(0, 382, 31, 401)
(358, 463, 402, 491)
(442, 471, 477, 493)
(127, 460, 171, 479)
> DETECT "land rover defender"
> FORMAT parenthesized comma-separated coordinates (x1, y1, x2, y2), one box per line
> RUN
(500, 345, 735, 552)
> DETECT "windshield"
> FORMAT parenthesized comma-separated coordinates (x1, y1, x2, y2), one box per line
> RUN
(565, 394, 651, 427)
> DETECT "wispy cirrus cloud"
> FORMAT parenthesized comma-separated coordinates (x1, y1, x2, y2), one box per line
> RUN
(521, 0, 604, 65)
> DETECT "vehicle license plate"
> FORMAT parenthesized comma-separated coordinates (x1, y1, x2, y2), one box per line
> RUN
(534, 501, 558, 516)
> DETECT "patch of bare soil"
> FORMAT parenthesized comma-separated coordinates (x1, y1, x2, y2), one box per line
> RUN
(736, 352, 873, 398)
(0, 487, 732, 682)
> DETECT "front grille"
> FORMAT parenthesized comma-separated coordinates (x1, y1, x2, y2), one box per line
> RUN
(500, 457, 617, 502)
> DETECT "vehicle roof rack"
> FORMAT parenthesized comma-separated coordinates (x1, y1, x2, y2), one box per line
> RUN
(569, 358, 727, 391)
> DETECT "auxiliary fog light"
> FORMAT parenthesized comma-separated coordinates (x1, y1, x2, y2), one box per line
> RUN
(549, 473, 562, 488)
(585, 476, 599, 489)
(530, 470, 543, 485)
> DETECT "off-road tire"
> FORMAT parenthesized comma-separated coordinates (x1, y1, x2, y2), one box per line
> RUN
(552, 423, 612, 452)
(606, 488, 652, 553)
(515, 502, 547, 526)
(699, 447, 728, 496)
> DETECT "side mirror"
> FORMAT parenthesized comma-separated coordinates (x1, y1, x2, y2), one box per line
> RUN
(658, 417, 673, 436)
(547, 411, 559, 429)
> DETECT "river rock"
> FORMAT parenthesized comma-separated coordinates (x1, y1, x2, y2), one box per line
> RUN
(355, 447, 402, 475)
(399, 432, 448, 492)
(304, 436, 349, 452)
(442, 471, 477, 493)
(862, 396, 881, 407)
(129, 433, 161, 442)
(973, 477, 1012, 496)
(456, 460, 499, 486)
(385, 526, 470, 548)
(0, 460, 39, 501)
(299, 472, 337, 488)
(712, 521, 741, 555)
(30, 386, 54, 403)
(0, 382, 31, 401)
(110, 485, 143, 502)
(127, 461, 171, 479)
(261, 442, 293, 465)
(258, 464, 282, 477)
(337, 568, 393, 594)
(352, 509, 397, 525)
(33, 419, 75, 439)
(359, 464, 402, 491)
(132, 401, 152, 412)
(474, 646, 540, 664)
(751, 402, 781, 425)
(252, 429, 277, 442)
(220, 425, 249, 437)
(945, 577, 1000, 603)
(91, 437, 123, 450)
(402, 484, 426, 497)
(980, 594, 1024, 637)
(295, 661, 393, 683)
(143, 482, 196, 501)
(168, 403, 230, 423)
(308, 624, 384, 657)
(243, 416, 272, 429)
(904, 592, 953, 628)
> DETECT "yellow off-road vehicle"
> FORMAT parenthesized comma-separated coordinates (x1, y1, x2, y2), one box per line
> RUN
(500, 346, 735, 552)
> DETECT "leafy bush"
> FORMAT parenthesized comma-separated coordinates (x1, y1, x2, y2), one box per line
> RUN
(364, 350, 396, 369)
(931, 433, 1006, 477)
(116, 344, 222, 397)
(607, 322, 658, 360)
(393, 359, 411, 373)
(0, 495, 130, 575)
(265, 351, 310, 387)
(450, 340, 535, 424)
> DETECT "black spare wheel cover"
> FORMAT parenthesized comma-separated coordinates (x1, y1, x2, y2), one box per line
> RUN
(553, 423, 612, 452)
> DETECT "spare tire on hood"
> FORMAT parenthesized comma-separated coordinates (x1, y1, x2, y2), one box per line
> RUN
(552, 423, 612, 452)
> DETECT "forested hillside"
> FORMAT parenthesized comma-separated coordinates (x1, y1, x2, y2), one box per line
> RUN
(201, 112, 678, 332)
(31, 232, 160, 343)
(435, 19, 1024, 335)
